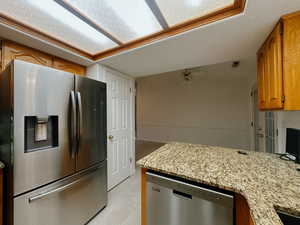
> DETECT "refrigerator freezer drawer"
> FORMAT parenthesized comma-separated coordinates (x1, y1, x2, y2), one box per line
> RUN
(14, 162, 107, 225)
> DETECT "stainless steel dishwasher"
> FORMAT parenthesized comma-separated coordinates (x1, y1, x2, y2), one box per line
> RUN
(146, 172, 234, 225)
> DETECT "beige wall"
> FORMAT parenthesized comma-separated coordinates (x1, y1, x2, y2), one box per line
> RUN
(136, 58, 256, 150)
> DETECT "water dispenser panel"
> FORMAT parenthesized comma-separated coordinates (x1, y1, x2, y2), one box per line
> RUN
(24, 116, 58, 153)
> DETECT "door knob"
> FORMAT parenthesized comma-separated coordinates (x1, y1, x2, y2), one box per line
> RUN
(108, 135, 114, 140)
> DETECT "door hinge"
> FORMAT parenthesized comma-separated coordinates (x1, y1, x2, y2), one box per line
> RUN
(281, 95, 285, 103)
(276, 129, 279, 137)
(129, 157, 133, 164)
(251, 121, 254, 127)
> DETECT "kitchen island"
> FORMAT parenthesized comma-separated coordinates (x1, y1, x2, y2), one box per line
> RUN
(137, 142, 300, 225)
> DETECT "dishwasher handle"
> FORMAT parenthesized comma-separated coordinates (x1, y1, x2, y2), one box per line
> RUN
(173, 190, 192, 200)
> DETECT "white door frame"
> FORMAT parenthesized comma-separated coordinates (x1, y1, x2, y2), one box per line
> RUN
(87, 64, 136, 176)
(250, 83, 278, 153)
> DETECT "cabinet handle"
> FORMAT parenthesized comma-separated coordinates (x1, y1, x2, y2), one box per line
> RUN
(173, 190, 192, 200)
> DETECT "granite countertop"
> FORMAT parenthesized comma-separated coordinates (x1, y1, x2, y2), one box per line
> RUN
(137, 142, 300, 225)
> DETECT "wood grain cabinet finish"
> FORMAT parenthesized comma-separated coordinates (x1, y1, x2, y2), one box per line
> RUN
(282, 12, 300, 110)
(235, 194, 254, 225)
(141, 168, 147, 225)
(2, 41, 52, 69)
(53, 57, 86, 76)
(257, 46, 268, 109)
(257, 11, 300, 110)
(257, 23, 283, 110)
(0, 40, 86, 76)
(267, 24, 284, 109)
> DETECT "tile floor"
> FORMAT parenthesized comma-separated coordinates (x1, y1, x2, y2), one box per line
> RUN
(88, 140, 163, 225)
(88, 167, 141, 225)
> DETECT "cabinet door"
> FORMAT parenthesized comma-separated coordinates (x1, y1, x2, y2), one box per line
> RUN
(267, 24, 283, 109)
(283, 14, 300, 110)
(53, 57, 86, 75)
(257, 23, 284, 110)
(257, 50, 268, 109)
(235, 194, 254, 225)
(2, 41, 52, 69)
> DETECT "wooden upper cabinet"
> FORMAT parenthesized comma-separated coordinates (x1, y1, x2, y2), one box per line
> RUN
(258, 23, 284, 110)
(2, 41, 52, 69)
(266, 24, 283, 109)
(282, 12, 300, 110)
(53, 57, 86, 76)
(257, 11, 300, 110)
(1, 40, 86, 76)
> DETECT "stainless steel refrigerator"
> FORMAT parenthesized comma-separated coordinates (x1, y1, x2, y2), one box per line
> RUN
(0, 60, 107, 225)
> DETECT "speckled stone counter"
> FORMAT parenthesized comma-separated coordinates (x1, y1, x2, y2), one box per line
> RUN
(137, 142, 300, 225)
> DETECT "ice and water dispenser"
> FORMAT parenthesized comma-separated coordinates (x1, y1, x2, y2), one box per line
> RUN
(24, 116, 58, 152)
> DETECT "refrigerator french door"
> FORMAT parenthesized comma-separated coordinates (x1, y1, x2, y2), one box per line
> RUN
(75, 76, 107, 171)
(13, 60, 76, 196)
(0, 60, 107, 225)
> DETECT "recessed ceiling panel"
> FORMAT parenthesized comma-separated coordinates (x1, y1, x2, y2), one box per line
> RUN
(66, 0, 163, 42)
(155, 0, 235, 26)
(0, 0, 118, 54)
(0, 0, 244, 59)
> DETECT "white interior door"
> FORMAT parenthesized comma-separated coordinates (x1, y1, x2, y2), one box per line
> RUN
(106, 69, 132, 190)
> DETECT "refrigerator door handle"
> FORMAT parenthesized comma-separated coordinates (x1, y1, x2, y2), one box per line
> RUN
(29, 178, 82, 203)
(70, 91, 77, 159)
(76, 91, 83, 153)
(28, 165, 101, 203)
